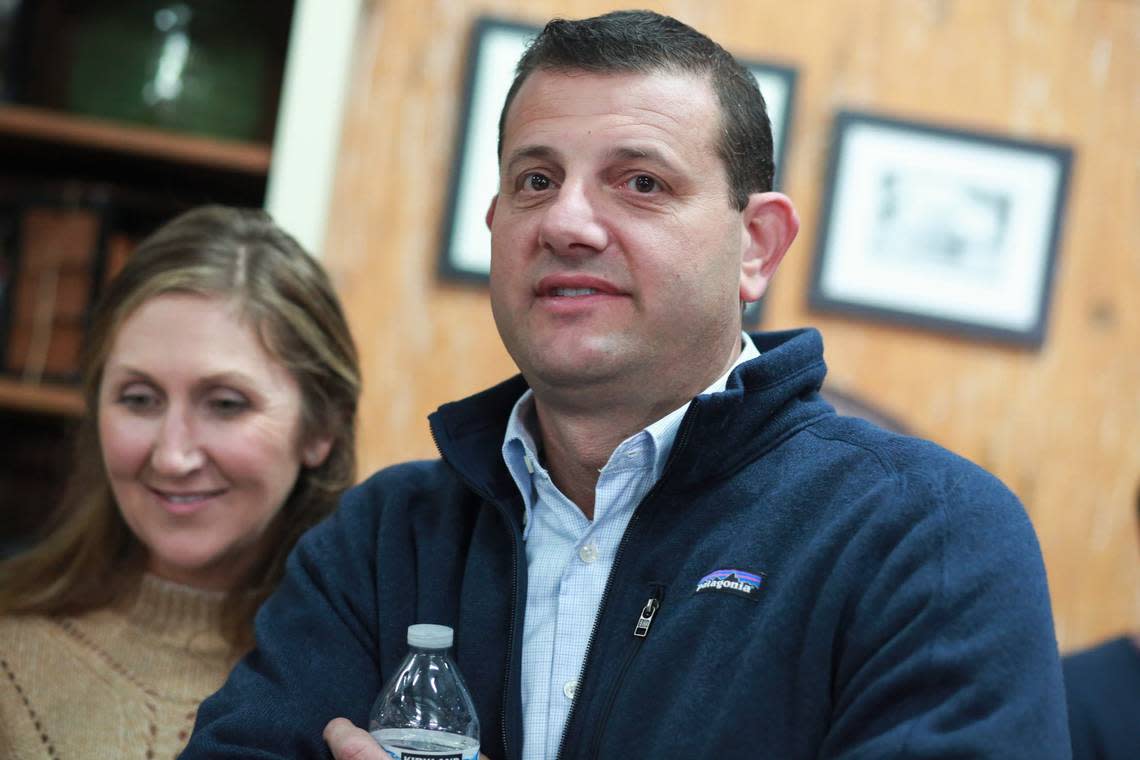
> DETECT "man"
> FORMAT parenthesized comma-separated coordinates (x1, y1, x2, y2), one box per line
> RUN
(1062, 480, 1140, 760)
(183, 11, 1068, 759)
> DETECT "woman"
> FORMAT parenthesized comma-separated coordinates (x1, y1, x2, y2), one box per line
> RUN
(0, 206, 361, 759)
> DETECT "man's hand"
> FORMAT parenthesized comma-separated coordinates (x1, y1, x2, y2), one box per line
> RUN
(324, 718, 385, 760)
(323, 718, 491, 760)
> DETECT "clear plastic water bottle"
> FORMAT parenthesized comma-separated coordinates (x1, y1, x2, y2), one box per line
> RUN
(369, 624, 480, 760)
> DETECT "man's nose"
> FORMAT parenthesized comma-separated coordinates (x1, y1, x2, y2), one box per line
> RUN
(149, 407, 205, 476)
(537, 179, 609, 256)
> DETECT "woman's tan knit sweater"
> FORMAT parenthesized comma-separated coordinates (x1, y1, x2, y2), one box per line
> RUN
(0, 575, 237, 759)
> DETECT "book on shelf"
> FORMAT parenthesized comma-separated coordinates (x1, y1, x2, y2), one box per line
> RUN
(0, 181, 184, 394)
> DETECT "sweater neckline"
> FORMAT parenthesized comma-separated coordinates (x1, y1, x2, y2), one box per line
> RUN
(122, 573, 228, 638)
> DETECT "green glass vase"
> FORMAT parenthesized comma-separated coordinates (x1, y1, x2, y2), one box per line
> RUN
(65, 0, 278, 142)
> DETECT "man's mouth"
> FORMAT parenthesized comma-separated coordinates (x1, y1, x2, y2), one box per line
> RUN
(536, 274, 623, 298)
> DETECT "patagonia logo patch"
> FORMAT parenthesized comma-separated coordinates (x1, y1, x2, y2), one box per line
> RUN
(694, 569, 764, 601)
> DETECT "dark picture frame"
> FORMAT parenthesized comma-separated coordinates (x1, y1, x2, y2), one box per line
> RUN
(740, 59, 796, 325)
(438, 18, 536, 284)
(742, 59, 797, 192)
(438, 16, 800, 296)
(809, 110, 1073, 348)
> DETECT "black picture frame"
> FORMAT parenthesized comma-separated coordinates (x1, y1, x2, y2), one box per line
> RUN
(438, 17, 537, 284)
(742, 59, 797, 193)
(438, 16, 800, 303)
(809, 110, 1073, 348)
(740, 58, 797, 326)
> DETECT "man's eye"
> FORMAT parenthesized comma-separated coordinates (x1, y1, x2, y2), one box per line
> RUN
(627, 175, 658, 193)
(524, 173, 551, 191)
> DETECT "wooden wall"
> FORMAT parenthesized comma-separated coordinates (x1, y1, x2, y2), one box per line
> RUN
(320, 0, 1140, 652)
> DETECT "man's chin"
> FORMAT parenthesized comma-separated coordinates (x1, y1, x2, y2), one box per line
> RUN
(523, 350, 628, 395)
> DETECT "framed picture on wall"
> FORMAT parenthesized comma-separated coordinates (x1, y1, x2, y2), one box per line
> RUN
(438, 17, 800, 289)
(809, 111, 1073, 348)
(438, 17, 536, 283)
(742, 59, 797, 191)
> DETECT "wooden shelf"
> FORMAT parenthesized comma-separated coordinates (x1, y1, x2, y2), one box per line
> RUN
(0, 377, 84, 417)
(0, 104, 272, 176)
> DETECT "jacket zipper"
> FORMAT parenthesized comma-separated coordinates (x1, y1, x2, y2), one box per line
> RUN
(554, 416, 696, 759)
(633, 593, 661, 638)
(587, 587, 664, 759)
(500, 512, 521, 760)
(430, 425, 524, 760)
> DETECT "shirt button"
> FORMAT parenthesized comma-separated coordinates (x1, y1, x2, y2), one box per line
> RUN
(563, 679, 577, 700)
(578, 543, 599, 563)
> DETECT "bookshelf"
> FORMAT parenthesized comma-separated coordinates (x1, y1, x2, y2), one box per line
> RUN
(0, 105, 272, 175)
(0, 0, 294, 549)
(0, 377, 84, 417)
(0, 105, 274, 419)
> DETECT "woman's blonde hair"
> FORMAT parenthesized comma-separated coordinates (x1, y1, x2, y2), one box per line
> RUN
(0, 206, 361, 652)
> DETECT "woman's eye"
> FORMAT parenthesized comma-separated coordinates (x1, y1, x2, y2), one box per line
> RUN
(626, 175, 658, 193)
(118, 390, 159, 412)
(524, 173, 551, 191)
(208, 396, 249, 416)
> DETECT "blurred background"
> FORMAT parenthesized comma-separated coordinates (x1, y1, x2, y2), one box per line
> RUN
(0, 0, 1136, 655)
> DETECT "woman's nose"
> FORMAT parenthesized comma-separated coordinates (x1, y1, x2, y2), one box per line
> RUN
(149, 408, 205, 476)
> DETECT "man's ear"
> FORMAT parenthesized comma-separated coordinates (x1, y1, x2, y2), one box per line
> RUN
(485, 195, 499, 230)
(301, 435, 334, 469)
(739, 192, 800, 303)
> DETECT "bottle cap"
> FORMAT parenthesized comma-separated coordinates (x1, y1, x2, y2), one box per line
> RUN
(407, 623, 453, 649)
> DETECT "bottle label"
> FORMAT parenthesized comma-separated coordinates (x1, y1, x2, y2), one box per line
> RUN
(372, 728, 479, 760)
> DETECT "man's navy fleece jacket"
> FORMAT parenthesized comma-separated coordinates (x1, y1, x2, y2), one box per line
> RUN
(183, 328, 1069, 759)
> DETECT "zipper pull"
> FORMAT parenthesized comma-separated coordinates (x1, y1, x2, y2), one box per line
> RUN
(633, 596, 660, 638)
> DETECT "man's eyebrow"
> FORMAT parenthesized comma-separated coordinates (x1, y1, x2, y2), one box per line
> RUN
(504, 144, 562, 171)
(502, 144, 682, 174)
(606, 145, 680, 171)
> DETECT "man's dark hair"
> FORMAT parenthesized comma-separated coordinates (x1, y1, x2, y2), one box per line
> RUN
(496, 10, 774, 209)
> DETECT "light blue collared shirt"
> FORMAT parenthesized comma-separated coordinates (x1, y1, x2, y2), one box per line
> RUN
(501, 333, 761, 760)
